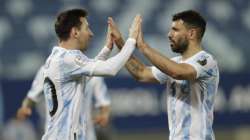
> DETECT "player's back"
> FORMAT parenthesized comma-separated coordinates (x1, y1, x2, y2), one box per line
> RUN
(42, 46, 87, 140)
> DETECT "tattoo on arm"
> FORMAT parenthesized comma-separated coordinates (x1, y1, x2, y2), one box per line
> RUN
(115, 38, 125, 49)
(125, 57, 145, 79)
(114, 36, 147, 80)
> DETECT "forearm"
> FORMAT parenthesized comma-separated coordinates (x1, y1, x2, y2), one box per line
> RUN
(115, 38, 148, 80)
(114, 36, 125, 50)
(125, 57, 148, 80)
(91, 38, 135, 76)
(94, 46, 112, 60)
(139, 43, 186, 79)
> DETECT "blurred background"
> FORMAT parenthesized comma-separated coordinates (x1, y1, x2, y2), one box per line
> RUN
(0, 0, 250, 140)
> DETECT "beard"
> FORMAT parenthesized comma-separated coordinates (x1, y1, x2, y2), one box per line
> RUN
(170, 37, 188, 54)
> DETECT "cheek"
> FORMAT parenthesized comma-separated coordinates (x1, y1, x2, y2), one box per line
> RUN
(81, 31, 88, 39)
(176, 32, 186, 40)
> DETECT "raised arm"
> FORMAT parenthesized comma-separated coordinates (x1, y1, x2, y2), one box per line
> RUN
(136, 28, 196, 80)
(94, 25, 114, 61)
(66, 15, 151, 78)
(89, 15, 142, 76)
(108, 17, 158, 83)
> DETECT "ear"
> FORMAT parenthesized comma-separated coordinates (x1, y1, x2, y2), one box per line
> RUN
(70, 27, 79, 39)
(188, 29, 196, 40)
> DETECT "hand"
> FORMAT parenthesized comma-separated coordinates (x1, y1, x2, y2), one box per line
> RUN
(93, 106, 110, 127)
(108, 17, 123, 41)
(129, 14, 142, 39)
(16, 106, 32, 120)
(105, 25, 114, 50)
(93, 112, 109, 127)
(136, 22, 146, 49)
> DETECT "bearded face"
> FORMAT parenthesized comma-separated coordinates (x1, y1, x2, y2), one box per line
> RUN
(168, 20, 190, 54)
(169, 35, 189, 53)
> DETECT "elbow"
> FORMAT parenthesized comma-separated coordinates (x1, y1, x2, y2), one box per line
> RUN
(109, 69, 119, 76)
(134, 75, 143, 82)
(133, 74, 148, 83)
(169, 71, 183, 80)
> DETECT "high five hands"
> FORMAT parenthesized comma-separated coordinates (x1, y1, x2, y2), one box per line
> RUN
(107, 14, 145, 49)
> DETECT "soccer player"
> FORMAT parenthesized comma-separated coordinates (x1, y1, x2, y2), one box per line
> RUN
(42, 8, 141, 140)
(16, 66, 111, 140)
(110, 10, 219, 140)
(85, 77, 111, 140)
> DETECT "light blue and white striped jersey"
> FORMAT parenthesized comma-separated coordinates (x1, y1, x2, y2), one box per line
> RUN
(42, 38, 135, 140)
(42, 47, 107, 140)
(152, 50, 219, 140)
(26, 66, 110, 140)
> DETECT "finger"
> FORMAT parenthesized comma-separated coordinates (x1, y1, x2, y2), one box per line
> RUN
(132, 14, 141, 29)
(108, 17, 112, 26)
(108, 17, 116, 27)
(107, 25, 111, 34)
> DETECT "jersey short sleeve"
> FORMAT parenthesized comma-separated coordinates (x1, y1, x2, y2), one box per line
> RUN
(151, 66, 170, 84)
(184, 51, 218, 79)
(150, 56, 181, 84)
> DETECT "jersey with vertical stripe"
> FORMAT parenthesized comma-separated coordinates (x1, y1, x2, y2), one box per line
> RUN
(26, 66, 110, 140)
(41, 47, 100, 140)
(42, 47, 88, 140)
(42, 39, 135, 140)
(151, 50, 219, 140)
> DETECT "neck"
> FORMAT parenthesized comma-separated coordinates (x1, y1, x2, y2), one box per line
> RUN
(59, 39, 79, 50)
(181, 41, 202, 60)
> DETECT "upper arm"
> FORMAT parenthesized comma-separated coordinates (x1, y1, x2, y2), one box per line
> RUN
(27, 66, 45, 102)
(172, 63, 197, 80)
(63, 54, 96, 78)
(63, 52, 117, 77)
(183, 54, 218, 80)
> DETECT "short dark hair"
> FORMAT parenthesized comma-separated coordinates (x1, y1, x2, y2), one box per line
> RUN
(55, 8, 88, 41)
(172, 10, 206, 40)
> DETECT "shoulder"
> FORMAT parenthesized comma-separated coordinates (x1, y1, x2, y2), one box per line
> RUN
(194, 51, 218, 68)
(63, 50, 90, 67)
(189, 51, 219, 78)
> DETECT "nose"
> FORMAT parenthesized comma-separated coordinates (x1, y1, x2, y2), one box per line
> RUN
(167, 31, 172, 40)
(89, 29, 94, 37)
